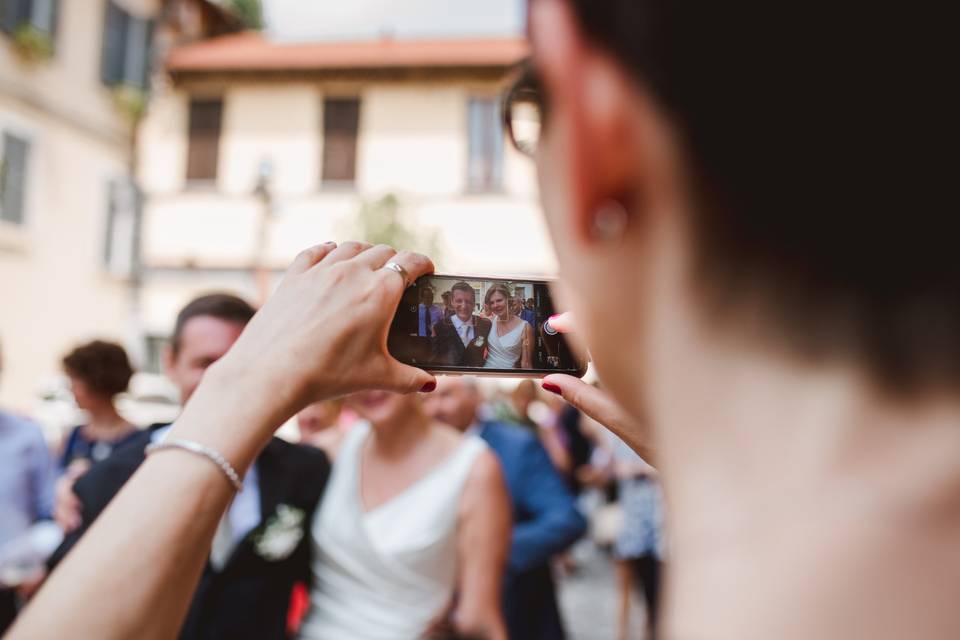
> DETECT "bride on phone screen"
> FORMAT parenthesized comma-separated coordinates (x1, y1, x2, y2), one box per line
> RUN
(483, 285, 533, 369)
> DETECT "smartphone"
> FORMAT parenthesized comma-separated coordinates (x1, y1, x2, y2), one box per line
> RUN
(388, 274, 588, 377)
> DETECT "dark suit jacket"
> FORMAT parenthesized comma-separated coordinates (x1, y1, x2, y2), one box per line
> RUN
(48, 425, 330, 640)
(430, 315, 492, 367)
(478, 421, 587, 640)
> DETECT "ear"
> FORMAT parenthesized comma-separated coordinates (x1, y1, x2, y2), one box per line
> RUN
(531, 0, 645, 245)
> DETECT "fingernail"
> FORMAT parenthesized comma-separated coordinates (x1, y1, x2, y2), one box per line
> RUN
(420, 381, 437, 393)
(549, 314, 561, 323)
(542, 382, 561, 395)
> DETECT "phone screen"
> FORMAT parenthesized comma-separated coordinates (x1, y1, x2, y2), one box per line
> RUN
(388, 275, 587, 377)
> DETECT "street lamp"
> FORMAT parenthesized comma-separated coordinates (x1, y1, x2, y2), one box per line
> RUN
(253, 159, 274, 305)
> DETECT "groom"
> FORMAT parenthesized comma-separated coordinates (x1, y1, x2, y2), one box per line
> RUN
(430, 282, 491, 367)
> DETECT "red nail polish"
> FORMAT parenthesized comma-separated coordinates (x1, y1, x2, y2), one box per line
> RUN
(420, 381, 437, 393)
(542, 382, 561, 395)
(548, 314, 560, 323)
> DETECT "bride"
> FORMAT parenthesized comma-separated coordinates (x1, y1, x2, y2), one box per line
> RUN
(483, 285, 534, 369)
(298, 390, 510, 640)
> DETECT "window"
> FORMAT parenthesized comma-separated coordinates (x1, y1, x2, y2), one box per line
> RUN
(100, 1, 154, 89)
(467, 97, 504, 192)
(185, 98, 223, 183)
(322, 97, 360, 184)
(104, 178, 139, 277)
(1, 0, 58, 41)
(0, 132, 30, 225)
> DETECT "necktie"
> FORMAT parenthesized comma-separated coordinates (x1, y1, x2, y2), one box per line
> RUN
(459, 323, 471, 347)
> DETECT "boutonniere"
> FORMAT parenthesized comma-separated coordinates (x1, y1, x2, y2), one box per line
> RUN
(475, 336, 485, 348)
(252, 504, 306, 561)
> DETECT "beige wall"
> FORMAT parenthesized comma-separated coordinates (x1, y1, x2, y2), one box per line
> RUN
(137, 76, 555, 331)
(0, 0, 160, 412)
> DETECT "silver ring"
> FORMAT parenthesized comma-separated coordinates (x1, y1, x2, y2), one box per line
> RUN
(383, 261, 409, 287)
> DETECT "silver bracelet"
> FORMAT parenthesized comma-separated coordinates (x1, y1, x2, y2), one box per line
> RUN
(145, 439, 244, 492)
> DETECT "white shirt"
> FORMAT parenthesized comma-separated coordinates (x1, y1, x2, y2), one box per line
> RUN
(151, 426, 260, 564)
(450, 314, 475, 346)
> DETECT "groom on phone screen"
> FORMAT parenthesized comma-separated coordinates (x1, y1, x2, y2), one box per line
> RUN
(431, 282, 491, 367)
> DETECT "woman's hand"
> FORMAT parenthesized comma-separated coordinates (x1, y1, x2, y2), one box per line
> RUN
(218, 242, 437, 412)
(542, 312, 655, 464)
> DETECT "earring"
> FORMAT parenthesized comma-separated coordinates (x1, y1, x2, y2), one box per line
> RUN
(589, 199, 628, 242)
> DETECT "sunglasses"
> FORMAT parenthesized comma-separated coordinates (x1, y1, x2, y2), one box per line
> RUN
(502, 60, 546, 158)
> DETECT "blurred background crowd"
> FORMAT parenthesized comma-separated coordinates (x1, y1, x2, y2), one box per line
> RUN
(1, 1, 663, 638)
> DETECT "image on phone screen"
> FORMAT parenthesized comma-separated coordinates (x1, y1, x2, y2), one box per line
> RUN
(388, 275, 587, 377)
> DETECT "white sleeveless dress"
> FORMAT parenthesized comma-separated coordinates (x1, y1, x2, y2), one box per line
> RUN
(298, 422, 488, 640)
(483, 316, 525, 369)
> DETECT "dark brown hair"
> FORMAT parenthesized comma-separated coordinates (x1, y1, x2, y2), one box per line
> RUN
(63, 340, 134, 398)
(171, 294, 256, 355)
(562, 0, 955, 392)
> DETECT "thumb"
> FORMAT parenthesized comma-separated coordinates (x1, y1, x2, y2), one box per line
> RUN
(381, 361, 437, 395)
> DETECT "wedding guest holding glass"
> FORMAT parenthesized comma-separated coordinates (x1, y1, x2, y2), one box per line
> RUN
(0, 341, 56, 635)
(483, 285, 533, 370)
(299, 388, 510, 639)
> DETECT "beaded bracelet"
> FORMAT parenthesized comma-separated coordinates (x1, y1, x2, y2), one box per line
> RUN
(145, 439, 243, 492)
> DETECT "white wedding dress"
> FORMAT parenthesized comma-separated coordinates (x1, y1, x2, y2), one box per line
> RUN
(298, 422, 487, 640)
(483, 316, 525, 369)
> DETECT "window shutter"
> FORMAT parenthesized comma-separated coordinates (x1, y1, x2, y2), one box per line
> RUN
(467, 97, 504, 192)
(123, 14, 150, 89)
(29, 0, 57, 34)
(1, 0, 30, 34)
(1, 133, 30, 225)
(322, 97, 360, 183)
(101, 1, 128, 86)
(186, 98, 223, 182)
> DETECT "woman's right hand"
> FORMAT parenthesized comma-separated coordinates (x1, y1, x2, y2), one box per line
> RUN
(542, 312, 656, 464)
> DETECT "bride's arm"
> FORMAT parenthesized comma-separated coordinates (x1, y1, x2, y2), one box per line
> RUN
(521, 322, 533, 369)
(452, 450, 511, 640)
(8, 243, 436, 640)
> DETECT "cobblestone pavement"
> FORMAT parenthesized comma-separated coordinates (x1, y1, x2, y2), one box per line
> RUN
(556, 541, 650, 640)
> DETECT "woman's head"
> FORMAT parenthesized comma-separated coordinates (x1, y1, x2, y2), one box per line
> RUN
(63, 340, 134, 409)
(485, 284, 514, 319)
(524, 0, 956, 405)
(346, 390, 421, 429)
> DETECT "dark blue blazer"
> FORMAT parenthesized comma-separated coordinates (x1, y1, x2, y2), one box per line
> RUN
(478, 421, 587, 640)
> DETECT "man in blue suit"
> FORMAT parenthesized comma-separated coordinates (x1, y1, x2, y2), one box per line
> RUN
(427, 377, 587, 640)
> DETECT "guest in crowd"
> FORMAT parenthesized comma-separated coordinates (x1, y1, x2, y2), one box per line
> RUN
(48, 294, 331, 640)
(54, 341, 138, 533)
(426, 377, 586, 640)
(521, 298, 537, 332)
(0, 342, 56, 635)
(483, 285, 533, 370)
(300, 389, 510, 639)
(59, 340, 138, 470)
(494, 379, 539, 431)
(431, 282, 492, 367)
(609, 436, 664, 640)
(440, 291, 454, 320)
(417, 284, 444, 337)
(296, 399, 343, 454)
